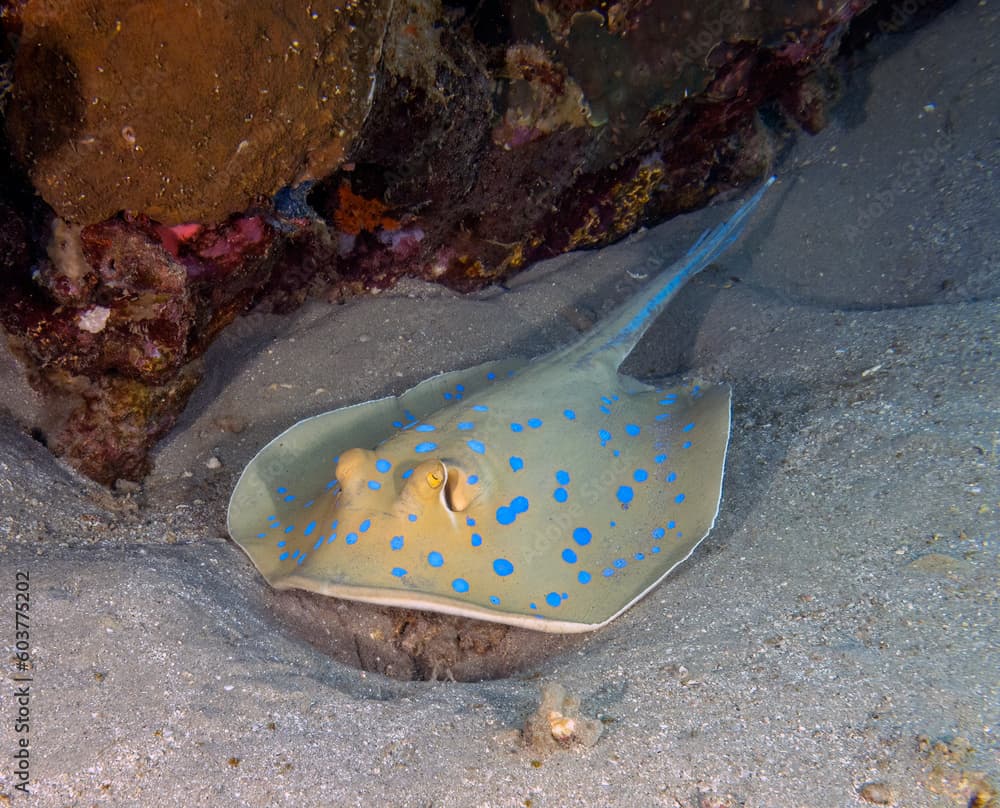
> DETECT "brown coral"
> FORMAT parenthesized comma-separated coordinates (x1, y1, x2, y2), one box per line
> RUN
(6, 0, 390, 225)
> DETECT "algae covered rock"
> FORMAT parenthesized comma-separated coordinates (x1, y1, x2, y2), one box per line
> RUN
(6, 0, 390, 225)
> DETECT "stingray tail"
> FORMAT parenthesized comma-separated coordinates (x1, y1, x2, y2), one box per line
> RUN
(569, 175, 775, 370)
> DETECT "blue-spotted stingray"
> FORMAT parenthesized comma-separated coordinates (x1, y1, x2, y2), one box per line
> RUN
(228, 177, 774, 632)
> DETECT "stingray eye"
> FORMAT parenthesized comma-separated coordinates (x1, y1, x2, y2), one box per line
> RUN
(426, 468, 444, 489)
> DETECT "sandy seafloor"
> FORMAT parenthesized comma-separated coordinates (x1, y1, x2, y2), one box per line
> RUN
(1, 2, 998, 806)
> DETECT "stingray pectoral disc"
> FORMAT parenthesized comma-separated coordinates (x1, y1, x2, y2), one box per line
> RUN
(229, 373, 731, 633)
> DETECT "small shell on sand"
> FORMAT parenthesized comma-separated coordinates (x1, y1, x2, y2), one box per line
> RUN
(522, 682, 602, 755)
(858, 782, 894, 805)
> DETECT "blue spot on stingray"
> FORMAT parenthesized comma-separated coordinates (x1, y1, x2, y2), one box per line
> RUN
(297, 554, 306, 565)
(668, 520, 676, 529)
(414, 442, 437, 453)
(303, 500, 314, 509)
(359, 519, 371, 533)
(561, 548, 577, 564)
(493, 558, 514, 576)
(443, 393, 453, 400)
(471, 533, 483, 547)
(331, 520, 339, 530)
(497, 496, 528, 525)
(303, 521, 317, 537)
(390, 536, 404, 550)
(683, 422, 696, 432)
(602, 568, 614, 577)
(404, 410, 415, 422)
(614, 558, 627, 569)
(510, 422, 524, 432)
(573, 527, 592, 546)
(553, 488, 568, 503)
(598, 429, 612, 444)
(487, 372, 496, 380)
(545, 592, 561, 608)
(564, 409, 576, 420)
(675, 493, 686, 504)
(428, 551, 444, 568)
(609, 520, 616, 527)
(555, 469, 570, 485)
(276, 540, 286, 548)
(456, 384, 465, 392)
(659, 394, 678, 405)
(327, 533, 337, 544)
(578, 570, 592, 584)
(655, 453, 667, 464)
(452, 578, 470, 593)
(613, 449, 621, 457)
(602, 396, 613, 405)
(527, 417, 543, 428)
(391, 567, 407, 577)
(472, 404, 489, 412)
(402, 469, 414, 480)
(617, 485, 634, 504)
(375, 459, 392, 473)
(600, 405, 611, 415)
(635, 552, 645, 561)
(325, 480, 337, 489)
(468, 475, 479, 485)
(655, 413, 671, 421)
(257, 532, 267, 539)
(509, 456, 524, 472)
(652, 527, 665, 539)
(313, 537, 324, 550)
(666, 471, 677, 483)
(284, 494, 296, 502)
(284, 525, 295, 534)
(408, 513, 417, 522)
(633, 469, 649, 483)
(466, 516, 476, 526)
(683, 441, 693, 449)
(415, 424, 436, 432)
(467, 439, 485, 454)
(367, 480, 381, 490)
(490, 595, 501, 605)
(625, 424, 640, 436)
(392, 420, 403, 428)
(345, 532, 358, 545)
(277, 486, 287, 494)
(279, 552, 289, 561)
(457, 422, 474, 431)
(651, 546, 661, 554)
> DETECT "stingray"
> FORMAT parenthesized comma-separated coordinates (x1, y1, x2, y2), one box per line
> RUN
(228, 177, 774, 632)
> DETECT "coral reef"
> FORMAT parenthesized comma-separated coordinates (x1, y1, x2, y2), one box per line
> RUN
(1, 214, 281, 483)
(0, 0, 945, 484)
